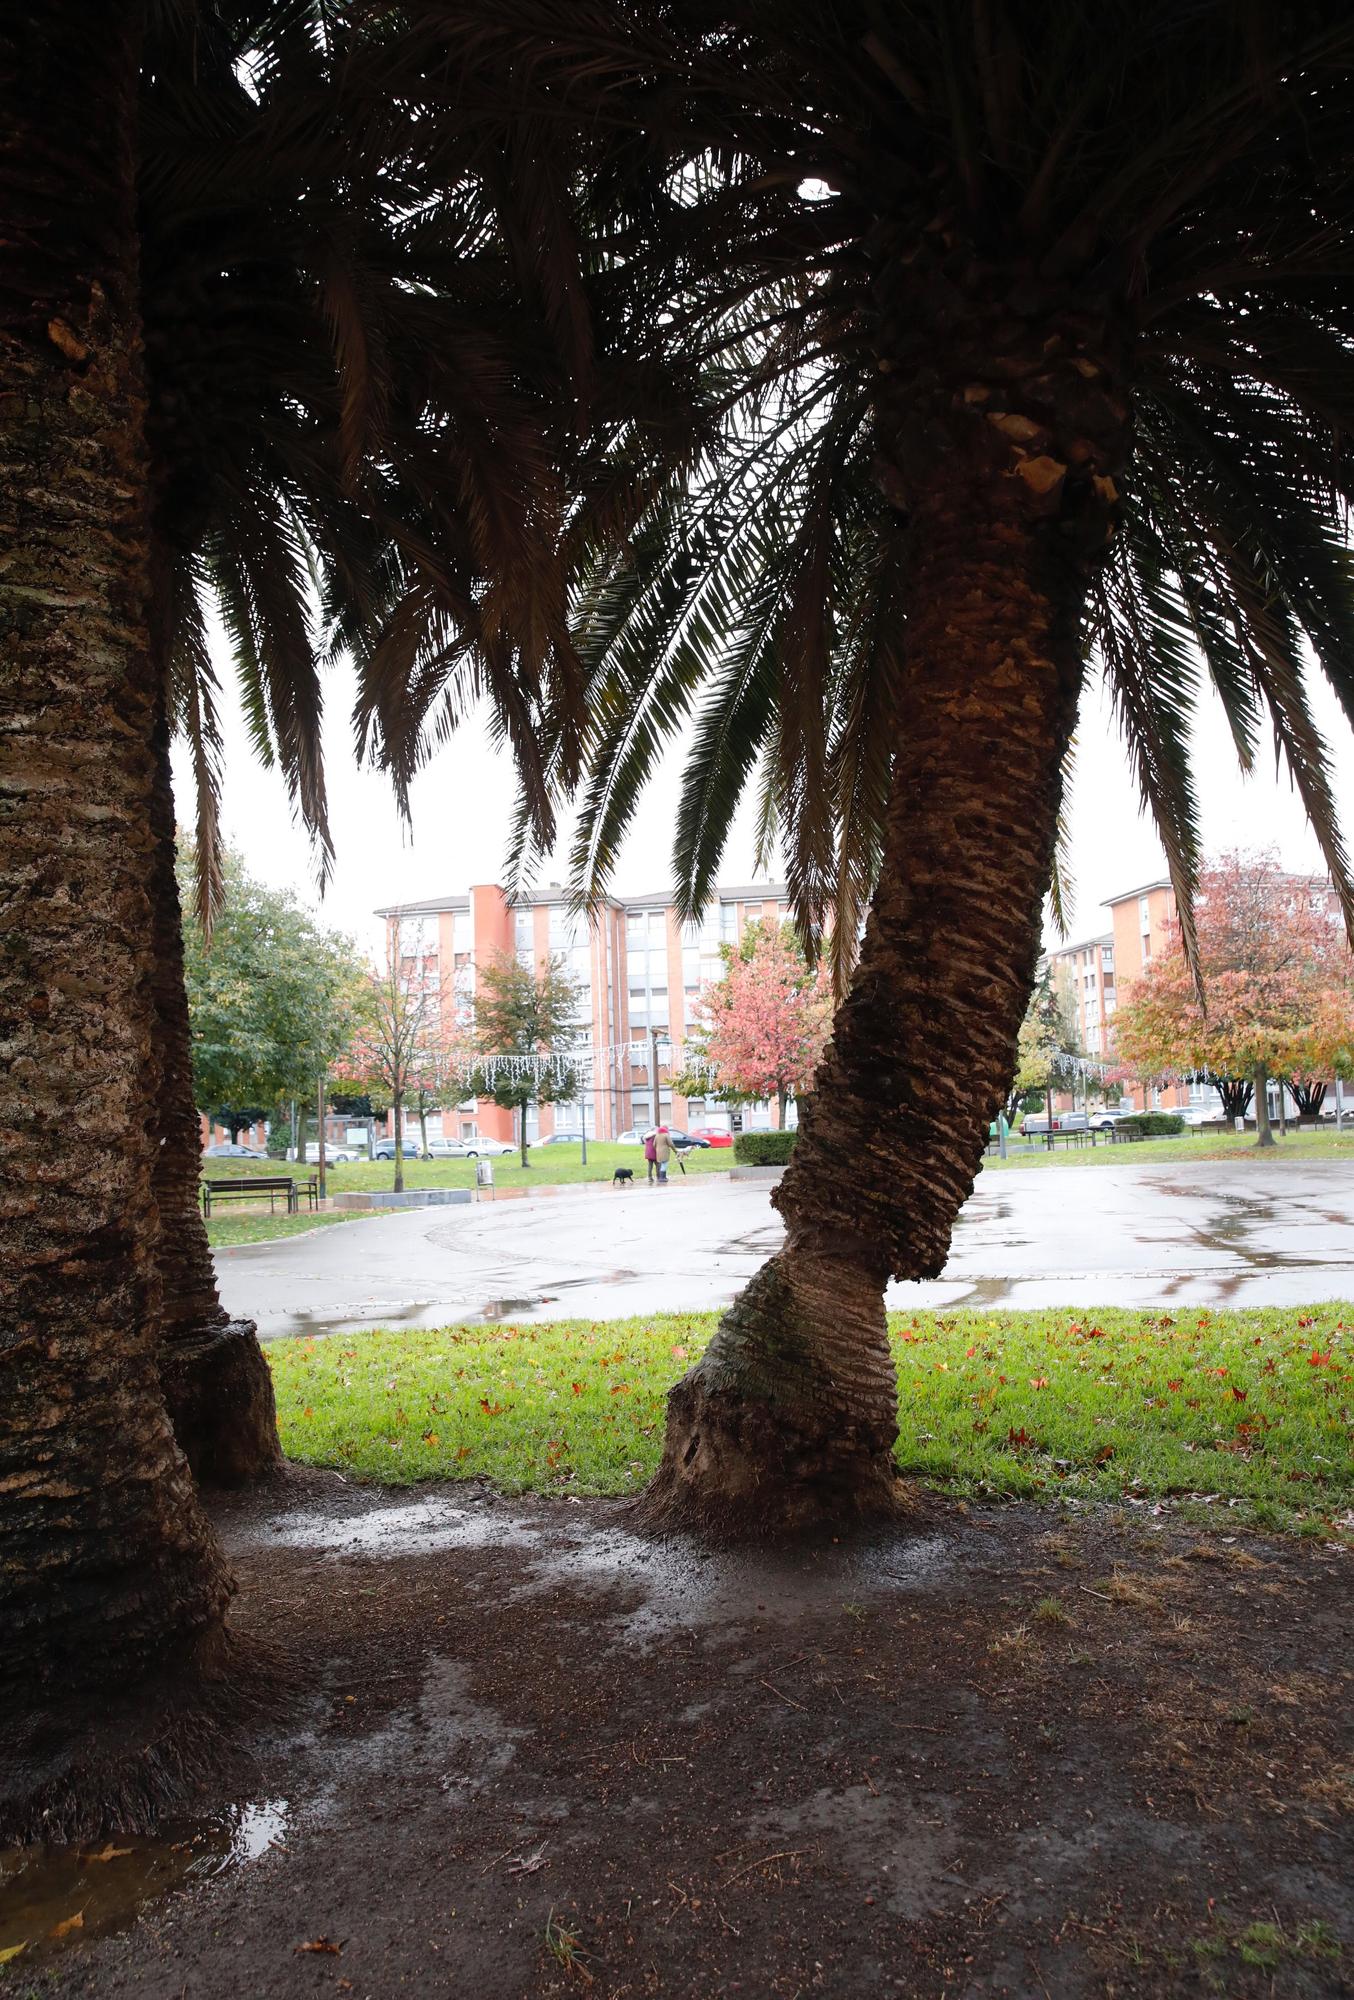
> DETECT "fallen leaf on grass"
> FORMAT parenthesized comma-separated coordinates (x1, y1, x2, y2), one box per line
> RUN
(295, 1936, 345, 1955)
(0, 1942, 28, 1964)
(49, 1911, 84, 1938)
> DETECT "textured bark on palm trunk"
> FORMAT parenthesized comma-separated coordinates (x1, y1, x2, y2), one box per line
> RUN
(0, 3, 237, 1834)
(147, 695, 280, 1486)
(644, 271, 1129, 1535)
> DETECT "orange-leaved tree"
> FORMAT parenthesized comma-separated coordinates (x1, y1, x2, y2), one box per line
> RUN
(1112, 854, 1354, 1144)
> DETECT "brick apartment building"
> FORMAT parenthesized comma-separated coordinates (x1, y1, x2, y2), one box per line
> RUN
(1047, 873, 1332, 1117)
(375, 879, 793, 1144)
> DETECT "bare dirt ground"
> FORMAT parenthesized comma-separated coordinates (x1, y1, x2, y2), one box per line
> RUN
(14, 1471, 1354, 2000)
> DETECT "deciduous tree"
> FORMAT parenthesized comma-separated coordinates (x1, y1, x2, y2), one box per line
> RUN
(1113, 855, 1353, 1144)
(466, 954, 582, 1168)
(684, 924, 832, 1127)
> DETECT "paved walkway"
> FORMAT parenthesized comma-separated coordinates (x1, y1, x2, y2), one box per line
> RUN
(215, 1156, 1354, 1338)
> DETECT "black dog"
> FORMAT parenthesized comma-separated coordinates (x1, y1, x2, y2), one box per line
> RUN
(612, 1166, 634, 1187)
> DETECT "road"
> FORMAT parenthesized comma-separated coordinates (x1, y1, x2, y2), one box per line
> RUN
(215, 1155, 1354, 1339)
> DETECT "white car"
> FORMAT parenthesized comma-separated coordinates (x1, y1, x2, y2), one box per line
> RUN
(426, 1135, 516, 1158)
(304, 1142, 363, 1164)
(1088, 1108, 1133, 1132)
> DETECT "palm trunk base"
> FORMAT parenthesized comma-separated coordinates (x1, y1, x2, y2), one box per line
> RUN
(160, 1320, 282, 1488)
(637, 1252, 914, 1539)
(0, 1626, 277, 1845)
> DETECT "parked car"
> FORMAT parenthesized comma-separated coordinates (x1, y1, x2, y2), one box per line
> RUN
(1088, 1107, 1133, 1132)
(422, 1134, 517, 1158)
(687, 1126, 734, 1147)
(372, 1137, 422, 1160)
(670, 1131, 710, 1150)
(304, 1141, 363, 1164)
(1177, 1107, 1214, 1127)
(202, 1141, 267, 1159)
(538, 1131, 584, 1145)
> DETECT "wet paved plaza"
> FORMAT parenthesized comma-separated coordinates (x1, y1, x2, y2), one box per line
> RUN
(217, 1154, 1354, 1340)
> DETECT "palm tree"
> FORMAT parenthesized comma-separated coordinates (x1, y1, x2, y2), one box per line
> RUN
(390, 3, 1354, 1532)
(136, 2, 581, 1479)
(0, 3, 234, 1835)
(1, 2, 578, 1824)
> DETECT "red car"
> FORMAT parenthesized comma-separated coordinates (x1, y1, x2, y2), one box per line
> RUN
(687, 1126, 734, 1147)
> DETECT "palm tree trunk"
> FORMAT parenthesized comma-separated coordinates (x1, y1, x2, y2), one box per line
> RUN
(644, 304, 1128, 1532)
(0, 1, 236, 1834)
(146, 691, 280, 1486)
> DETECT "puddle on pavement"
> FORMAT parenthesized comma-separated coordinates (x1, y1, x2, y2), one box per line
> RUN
(257, 1494, 540, 1557)
(246, 1488, 951, 1645)
(516, 1518, 952, 1644)
(0, 1800, 288, 1968)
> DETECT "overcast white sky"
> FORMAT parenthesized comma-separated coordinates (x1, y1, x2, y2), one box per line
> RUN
(173, 629, 1353, 964)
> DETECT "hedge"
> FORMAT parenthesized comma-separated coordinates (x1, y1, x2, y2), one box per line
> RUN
(1115, 1112, 1186, 1137)
(733, 1130, 797, 1166)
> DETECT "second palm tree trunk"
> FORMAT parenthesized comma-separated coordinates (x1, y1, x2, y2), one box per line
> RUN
(643, 276, 1131, 1534)
(148, 697, 281, 1486)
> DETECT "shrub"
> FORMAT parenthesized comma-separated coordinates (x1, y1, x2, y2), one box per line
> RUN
(1117, 1112, 1185, 1138)
(733, 1129, 797, 1166)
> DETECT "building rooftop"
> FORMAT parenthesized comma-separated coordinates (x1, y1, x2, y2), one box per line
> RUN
(375, 880, 787, 920)
(1048, 930, 1114, 957)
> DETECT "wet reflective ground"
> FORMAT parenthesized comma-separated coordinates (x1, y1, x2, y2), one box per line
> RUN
(0, 1802, 288, 1968)
(24, 1475, 1354, 1999)
(217, 1156, 1354, 1340)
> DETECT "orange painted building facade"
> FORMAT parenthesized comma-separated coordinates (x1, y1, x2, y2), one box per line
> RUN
(375, 880, 792, 1142)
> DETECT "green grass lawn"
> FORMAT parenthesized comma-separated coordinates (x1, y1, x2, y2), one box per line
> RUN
(268, 1304, 1354, 1532)
(206, 1208, 380, 1249)
(983, 1126, 1354, 1170)
(202, 1140, 732, 1197)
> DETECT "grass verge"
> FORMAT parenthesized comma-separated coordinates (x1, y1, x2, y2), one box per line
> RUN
(983, 1127, 1353, 1170)
(268, 1303, 1354, 1531)
(206, 1209, 379, 1249)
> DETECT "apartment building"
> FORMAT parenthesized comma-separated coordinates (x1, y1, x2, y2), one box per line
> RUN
(1049, 872, 1335, 1117)
(375, 879, 792, 1143)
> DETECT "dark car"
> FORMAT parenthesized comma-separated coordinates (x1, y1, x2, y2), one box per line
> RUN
(372, 1138, 423, 1160)
(669, 1131, 710, 1150)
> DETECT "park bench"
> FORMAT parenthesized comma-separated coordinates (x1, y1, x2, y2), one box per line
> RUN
(201, 1175, 299, 1217)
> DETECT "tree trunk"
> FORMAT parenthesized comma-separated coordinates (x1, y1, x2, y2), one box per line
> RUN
(1291, 1079, 1326, 1118)
(520, 1105, 530, 1168)
(0, 2, 237, 1835)
(417, 1088, 429, 1159)
(643, 277, 1129, 1536)
(146, 695, 280, 1487)
(393, 1094, 405, 1191)
(1216, 1076, 1254, 1122)
(776, 1087, 789, 1130)
(1254, 1062, 1276, 1147)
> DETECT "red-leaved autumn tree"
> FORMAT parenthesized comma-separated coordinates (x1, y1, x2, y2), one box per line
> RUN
(1113, 853, 1354, 1144)
(686, 925, 833, 1127)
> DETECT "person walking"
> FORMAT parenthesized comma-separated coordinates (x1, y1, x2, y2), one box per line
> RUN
(654, 1124, 674, 1184)
(643, 1128, 658, 1183)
